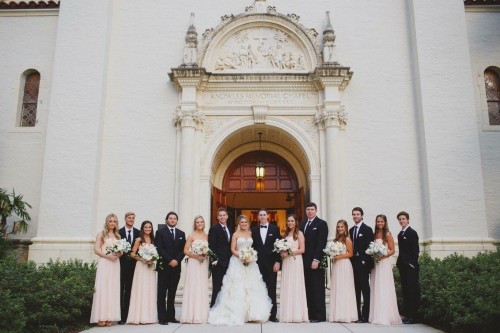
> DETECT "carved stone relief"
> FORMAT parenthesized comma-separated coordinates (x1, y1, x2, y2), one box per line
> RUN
(213, 27, 307, 71)
(288, 116, 319, 145)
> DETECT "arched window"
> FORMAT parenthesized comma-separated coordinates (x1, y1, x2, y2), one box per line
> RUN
(485, 68, 500, 125)
(20, 71, 40, 127)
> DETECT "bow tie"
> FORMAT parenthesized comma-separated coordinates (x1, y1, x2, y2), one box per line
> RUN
(260, 225, 267, 228)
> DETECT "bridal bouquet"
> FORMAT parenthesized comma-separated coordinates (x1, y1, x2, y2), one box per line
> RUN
(189, 239, 216, 263)
(137, 243, 160, 268)
(238, 247, 258, 266)
(323, 241, 346, 259)
(365, 241, 388, 263)
(106, 238, 131, 255)
(273, 238, 294, 259)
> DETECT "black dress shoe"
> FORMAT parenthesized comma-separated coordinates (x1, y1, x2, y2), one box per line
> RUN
(117, 320, 125, 325)
(169, 319, 180, 323)
(403, 318, 415, 324)
(355, 319, 367, 323)
(269, 318, 279, 322)
(310, 319, 325, 323)
(158, 320, 168, 325)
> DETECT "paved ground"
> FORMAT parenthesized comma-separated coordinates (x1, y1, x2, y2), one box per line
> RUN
(82, 306, 444, 333)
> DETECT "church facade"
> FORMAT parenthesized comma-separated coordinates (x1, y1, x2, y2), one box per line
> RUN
(0, 0, 498, 263)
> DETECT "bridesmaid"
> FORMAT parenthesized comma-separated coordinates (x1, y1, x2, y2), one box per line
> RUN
(90, 213, 122, 327)
(127, 220, 158, 324)
(368, 214, 402, 325)
(329, 220, 358, 323)
(279, 214, 308, 322)
(181, 215, 209, 324)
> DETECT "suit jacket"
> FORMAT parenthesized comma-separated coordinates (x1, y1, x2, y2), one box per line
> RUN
(118, 226, 140, 272)
(349, 222, 374, 270)
(208, 223, 232, 268)
(251, 223, 281, 273)
(155, 226, 186, 272)
(300, 216, 328, 268)
(396, 226, 419, 269)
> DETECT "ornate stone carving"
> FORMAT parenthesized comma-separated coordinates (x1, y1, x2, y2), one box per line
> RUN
(322, 11, 337, 65)
(182, 13, 198, 67)
(289, 117, 319, 144)
(252, 105, 268, 123)
(287, 13, 300, 21)
(173, 109, 206, 128)
(314, 107, 348, 129)
(203, 117, 229, 142)
(213, 27, 306, 71)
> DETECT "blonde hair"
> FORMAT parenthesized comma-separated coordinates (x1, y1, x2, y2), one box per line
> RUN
(193, 215, 205, 230)
(102, 213, 120, 239)
(124, 211, 135, 218)
(236, 214, 249, 231)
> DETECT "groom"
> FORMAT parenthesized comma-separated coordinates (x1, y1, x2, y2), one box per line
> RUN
(208, 207, 232, 307)
(251, 208, 281, 322)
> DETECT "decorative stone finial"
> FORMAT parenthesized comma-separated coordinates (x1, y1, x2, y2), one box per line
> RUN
(254, 0, 267, 13)
(322, 11, 337, 65)
(183, 13, 198, 66)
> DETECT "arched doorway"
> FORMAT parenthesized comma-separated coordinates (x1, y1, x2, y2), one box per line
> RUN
(212, 151, 304, 234)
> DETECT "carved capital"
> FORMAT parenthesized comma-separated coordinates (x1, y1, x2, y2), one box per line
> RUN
(169, 67, 207, 91)
(314, 107, 348, 129)
(173, 109, 206, 128)
(313, 66, 353, 91)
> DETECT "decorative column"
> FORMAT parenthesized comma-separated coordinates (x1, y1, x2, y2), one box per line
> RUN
(313, 12, 353, 235)
(169, 15, 206, 231)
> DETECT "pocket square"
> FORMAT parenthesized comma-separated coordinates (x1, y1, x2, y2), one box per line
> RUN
(313, 228, 317, 230)
(179, 237, 183, 240)
(404, 237, 407, 239)
(268, 234, 273, 236)
(359, 233, 363, 237)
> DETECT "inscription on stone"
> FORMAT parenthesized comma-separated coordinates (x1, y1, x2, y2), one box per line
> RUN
(203, 91, 317, 106)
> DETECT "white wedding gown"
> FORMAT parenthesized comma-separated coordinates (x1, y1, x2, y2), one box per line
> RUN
(208, 237, 272, 325)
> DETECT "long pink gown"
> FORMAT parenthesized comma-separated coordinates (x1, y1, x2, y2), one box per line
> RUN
(279, 236, 308, 322)
(329, 254, 358, 322)
(126, 244, 158, 324)
(90, 237, 121, 323)
(181, 241, 209, 323)
(368, 239, 402, 325)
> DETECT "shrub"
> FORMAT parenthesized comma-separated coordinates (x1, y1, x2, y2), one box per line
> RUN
(0, 257, 96, 333)
(394, 251, 500, 333)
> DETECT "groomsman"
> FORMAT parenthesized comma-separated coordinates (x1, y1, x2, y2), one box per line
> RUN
(156, 211, 186, 325)
(349, 207, 374, 323)
(208, 207, 232, 307)
(300, 202, 328, 322)
(251, 209, 281, 322)
(396, 211, 420, 324)
(118, 212, 139, 325)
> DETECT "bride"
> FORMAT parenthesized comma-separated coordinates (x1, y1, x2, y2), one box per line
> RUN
(208, 214, 272, 325)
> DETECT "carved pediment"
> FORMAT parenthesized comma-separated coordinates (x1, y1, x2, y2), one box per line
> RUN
(198, 2, 322, 73)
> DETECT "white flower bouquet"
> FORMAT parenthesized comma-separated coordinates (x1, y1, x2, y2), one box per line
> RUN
(137, 243, 160, 267)
(106, 238, 131, 255)
(238, 247, 258, 266)
(365, 241, 388, 263)
(323, 241, 346, 259)
(273, 238, 294, 258)
(189, 239, 216, 263)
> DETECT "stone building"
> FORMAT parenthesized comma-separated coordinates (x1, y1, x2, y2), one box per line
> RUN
(0, 0, 498, 262)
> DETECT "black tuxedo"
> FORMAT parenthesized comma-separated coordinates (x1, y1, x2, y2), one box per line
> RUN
(349, 222, 374, 321)
(397, 226, 420, 320)
(155, 226, 186, 322)
(208, 223, 232, 306)
(300, 216, 328, 321)
(251, 223, 281, 320)
(118, 226, 139, 322)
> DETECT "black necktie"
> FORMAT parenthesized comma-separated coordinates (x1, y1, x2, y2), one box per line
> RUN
(260, 225, 267, 228)
(170, 228, 175, 238)
(222, 226, 228, 240)
(127, 230, 131, 244)
(305, 220, 311, 233)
